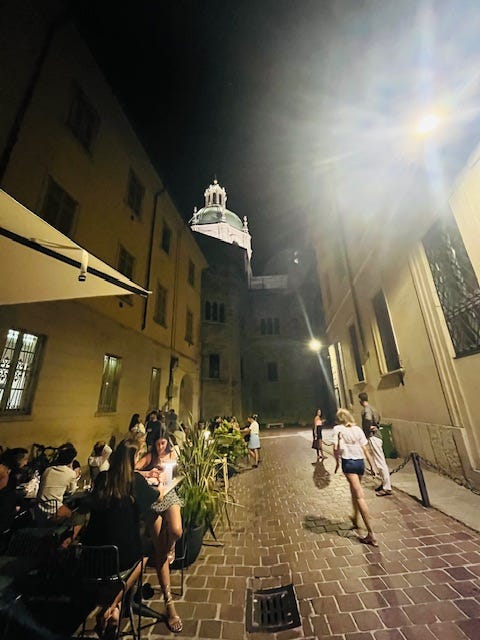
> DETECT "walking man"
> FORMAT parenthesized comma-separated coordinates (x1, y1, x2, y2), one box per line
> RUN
(358, 392, 392, 496)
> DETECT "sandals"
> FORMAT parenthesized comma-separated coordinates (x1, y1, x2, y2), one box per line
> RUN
(376, 489, 392, 497)
(359, 535, 379, 547)
(165, 593, 183, 634)
(167, 545, 176, 565)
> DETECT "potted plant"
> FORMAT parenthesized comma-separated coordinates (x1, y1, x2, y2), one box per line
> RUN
(173, 425, 227, 566)
(212, 419, 248, 476)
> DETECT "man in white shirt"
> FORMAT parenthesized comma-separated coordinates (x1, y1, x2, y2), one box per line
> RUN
(37, 443, 79, 524)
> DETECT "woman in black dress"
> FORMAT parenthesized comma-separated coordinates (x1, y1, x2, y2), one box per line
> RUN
(83, 438, 159, 636)
(312, 409, 325, 462)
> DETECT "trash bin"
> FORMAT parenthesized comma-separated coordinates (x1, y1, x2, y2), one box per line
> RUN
(380, 423, 397, 458)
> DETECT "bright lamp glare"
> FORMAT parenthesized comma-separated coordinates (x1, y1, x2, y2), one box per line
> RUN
(309, 338, 322, 352)
(415, 113, 441, 136)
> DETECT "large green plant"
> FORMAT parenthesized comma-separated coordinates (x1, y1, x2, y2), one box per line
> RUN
(213, 420, 248, 465)
(176, 426, 225, 533)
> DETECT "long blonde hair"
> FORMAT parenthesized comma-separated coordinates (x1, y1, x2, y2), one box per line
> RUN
(336, 408, 355, 427)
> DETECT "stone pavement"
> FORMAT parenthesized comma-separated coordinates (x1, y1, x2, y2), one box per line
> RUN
(137, 427, 480, 640)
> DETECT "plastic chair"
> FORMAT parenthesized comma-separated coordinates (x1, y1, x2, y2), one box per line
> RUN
(73, 545, 144, 640)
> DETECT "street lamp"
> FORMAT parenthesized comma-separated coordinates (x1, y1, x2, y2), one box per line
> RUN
(309, 338, 322, 352)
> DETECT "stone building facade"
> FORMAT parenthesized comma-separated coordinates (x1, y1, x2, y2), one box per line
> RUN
(0, 0, 206, 461)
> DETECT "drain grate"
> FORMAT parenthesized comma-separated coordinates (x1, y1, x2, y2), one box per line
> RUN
(245, 583, 301, 633)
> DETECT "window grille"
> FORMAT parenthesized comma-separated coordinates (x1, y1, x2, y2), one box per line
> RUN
(154, 284, 167, 326)
(185, 309, 194, 345)
(117, 245, 135, 280)
(372, 290, 400, 372)
(126, 169, 145, 217)
(208, 354, 220, 378)
(423, 218, 480, 357)
(349, 324, 365, 382)
(66, 85, 99, 152)
(41, 177, 77, 235)
(0, 329, 44, 414)
(98, 354, 121, 413)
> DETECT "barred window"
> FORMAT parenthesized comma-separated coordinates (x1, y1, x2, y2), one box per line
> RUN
(98, 354, 122, 413)
(372, 290, 400, 372)
(424, 218, 480, 357)
(0, 329, 44, 415)
(41, 177, 77, 236)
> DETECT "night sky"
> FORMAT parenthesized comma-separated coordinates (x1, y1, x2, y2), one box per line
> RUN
(73, 0, 480, 274)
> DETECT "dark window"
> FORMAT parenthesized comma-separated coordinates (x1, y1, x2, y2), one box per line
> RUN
(185, 309, 194, 344)
(126, 169, 145, 217)
(205, 301, 211, 321)
(66, 85, 99, 152)
(0, 328, 44, 415)
(161, 222, 172, 254)
(212, 302, 218, 322)
(117, 245, 135, 280)
(260, 318, 280, 335)
(154, 284, 167, 326)
(41, 177, 77, 235)
(260, 319, 266, 335)
(372, 290, 400, 372)
(188, 259, 195, 287)
(208, 354, 220, 379)
(349, 324, 365, 382)
(423, 217, 480, 357)
(267, 319, 273, 335)
(98, 354, 121, 413)
(219, 303, 225, 323)
(274, 318, 280, 335)
(267, 362, 278, 382)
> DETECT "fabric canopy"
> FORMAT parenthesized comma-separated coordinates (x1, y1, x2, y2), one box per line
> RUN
(0, 189, 149, 305)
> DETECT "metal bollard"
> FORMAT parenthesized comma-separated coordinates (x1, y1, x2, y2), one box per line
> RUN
(411, 452, 430, 508)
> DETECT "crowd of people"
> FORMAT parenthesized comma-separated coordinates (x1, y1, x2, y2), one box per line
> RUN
(0, 408, 186, 636)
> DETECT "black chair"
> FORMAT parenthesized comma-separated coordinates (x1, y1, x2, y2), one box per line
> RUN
(73, 545, 144, 640)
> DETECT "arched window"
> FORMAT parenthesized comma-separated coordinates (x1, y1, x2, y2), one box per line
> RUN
(212, 302, 218, 322)
(205, 301, 211, 321)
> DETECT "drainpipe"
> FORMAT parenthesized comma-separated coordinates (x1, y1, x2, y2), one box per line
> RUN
(142, 188, 165, 331)
(0, 10, 67, 184)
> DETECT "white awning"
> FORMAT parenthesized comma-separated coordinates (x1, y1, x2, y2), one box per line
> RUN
(0, 189, 149, 305)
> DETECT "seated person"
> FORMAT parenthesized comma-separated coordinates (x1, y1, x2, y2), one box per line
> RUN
(0, 464, 16, 533)
(82, 438, 161, 636)
(36, 444, 84, 538)
(88, 441, 112, 482)
(0, 447, 30, 489)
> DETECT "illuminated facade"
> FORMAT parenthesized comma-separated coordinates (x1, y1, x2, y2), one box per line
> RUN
(313, 159, 480, 489)
(0, 1, 206, 461)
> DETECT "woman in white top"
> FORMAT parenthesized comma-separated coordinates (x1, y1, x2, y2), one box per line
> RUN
(333, 408, 378, 547)
(244, 414, 261, 467)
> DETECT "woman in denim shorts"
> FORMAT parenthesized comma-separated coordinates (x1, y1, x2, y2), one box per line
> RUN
(333, 409, 378, 547)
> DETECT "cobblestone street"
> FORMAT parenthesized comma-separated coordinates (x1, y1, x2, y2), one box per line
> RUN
(139, 428, 480, 639)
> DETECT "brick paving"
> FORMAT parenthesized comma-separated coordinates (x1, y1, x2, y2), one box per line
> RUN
(138, 428, 480, 639)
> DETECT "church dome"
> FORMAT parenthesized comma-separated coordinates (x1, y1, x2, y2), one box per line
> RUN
(189, 179, 249, 233)
(193, 204, 244, 230)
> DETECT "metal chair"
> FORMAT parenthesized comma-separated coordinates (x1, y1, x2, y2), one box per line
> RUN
(73, 545, 144, 640)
